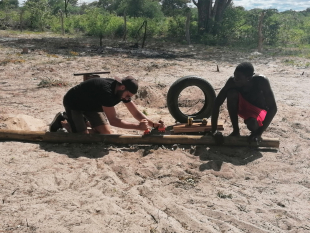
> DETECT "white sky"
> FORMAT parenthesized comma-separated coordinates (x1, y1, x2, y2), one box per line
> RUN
(233, 0, 310, 12)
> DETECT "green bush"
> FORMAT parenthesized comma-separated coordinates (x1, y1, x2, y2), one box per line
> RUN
(167, 16, 186, 41)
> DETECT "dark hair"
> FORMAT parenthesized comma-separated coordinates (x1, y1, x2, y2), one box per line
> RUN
(115, 76, 138, 94)
(235, 62, 254, 77)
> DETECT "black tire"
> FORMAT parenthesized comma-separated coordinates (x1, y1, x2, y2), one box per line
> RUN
(167, 75, 216, 123)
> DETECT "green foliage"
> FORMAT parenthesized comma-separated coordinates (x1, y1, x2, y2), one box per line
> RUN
(126, 17, 166, 41)
(24, 0, 51, 31)
(0, 0, 19, 9)
(49, 14, 87, 33)
(117, 0, 163, 19)
(1, 1, 310, 51)
(161, 0, 189, 17)
(167, 16, 186, 41)
(84, 8, 123, 40)
(48, 0, 79, 15)
(38, 77, 69, 88)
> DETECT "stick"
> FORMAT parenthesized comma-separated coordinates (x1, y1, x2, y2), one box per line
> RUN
(73, 71, 110, 76)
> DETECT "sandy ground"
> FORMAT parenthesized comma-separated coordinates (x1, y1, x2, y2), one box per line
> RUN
(0, 31, 310, 233)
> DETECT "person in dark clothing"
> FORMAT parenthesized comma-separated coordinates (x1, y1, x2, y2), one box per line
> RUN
(50, 76, 164, 134)
(211, 62, 277, 143)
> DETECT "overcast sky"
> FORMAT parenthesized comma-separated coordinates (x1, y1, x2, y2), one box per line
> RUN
(233, 0, 310, 12)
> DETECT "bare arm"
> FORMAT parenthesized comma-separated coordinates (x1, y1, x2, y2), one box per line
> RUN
(256, 78, 277, 136)
(211, 79, 234, 133)
(102, 106, 148, 131)
(124, 101, 164, 128)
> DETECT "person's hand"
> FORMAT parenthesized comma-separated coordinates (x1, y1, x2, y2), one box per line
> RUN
(248, 132, 262, 145)
(207, 130, 224, 145)
(154, 120, 165, 129)
(138, 119, 149, 131)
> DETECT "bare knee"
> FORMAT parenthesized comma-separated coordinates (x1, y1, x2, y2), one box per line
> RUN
(245, 118, 259, 132)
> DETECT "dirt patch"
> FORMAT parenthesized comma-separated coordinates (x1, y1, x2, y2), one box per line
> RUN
(134, 82, 168, 108)
(0, 114, 46, 131)
(1, 31, 310, 232)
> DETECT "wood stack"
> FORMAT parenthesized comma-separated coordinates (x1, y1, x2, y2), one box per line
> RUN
(173, 120, 224, 133)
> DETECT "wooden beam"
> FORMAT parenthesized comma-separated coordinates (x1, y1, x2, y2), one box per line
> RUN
(73, 71, 110, 76)
(173, 121, 224, 133)
(0, 130, 279, 148)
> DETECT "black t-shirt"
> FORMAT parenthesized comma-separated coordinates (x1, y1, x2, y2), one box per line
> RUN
(63, 78, 130, 112)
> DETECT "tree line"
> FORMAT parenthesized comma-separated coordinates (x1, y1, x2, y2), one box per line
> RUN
(1, 0, 310, 49)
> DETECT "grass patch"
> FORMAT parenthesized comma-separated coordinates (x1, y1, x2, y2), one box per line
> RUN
(217, 191, 232, 199)
(0, 58, 25, 66)
(38, 78, 69, 88)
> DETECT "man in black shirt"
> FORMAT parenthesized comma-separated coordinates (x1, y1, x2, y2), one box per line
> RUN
(50, 76, 164, 134)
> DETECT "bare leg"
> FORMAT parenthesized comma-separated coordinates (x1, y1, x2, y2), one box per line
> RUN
(61, 120, 72, 133)
(93, 124, 113, 134)
(227, 89, 240, 136)
(244, 117, 259, 132)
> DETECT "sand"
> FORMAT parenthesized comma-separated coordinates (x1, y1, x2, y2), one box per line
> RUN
(0, 32, 310, 232)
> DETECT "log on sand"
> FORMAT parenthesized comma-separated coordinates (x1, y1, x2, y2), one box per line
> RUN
(0, 130, 280, 148)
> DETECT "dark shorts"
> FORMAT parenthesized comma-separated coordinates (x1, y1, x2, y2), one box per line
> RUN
(64, 107, 109, 133)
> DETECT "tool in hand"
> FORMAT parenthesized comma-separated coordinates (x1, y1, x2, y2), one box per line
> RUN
(144, 129, 151, 135)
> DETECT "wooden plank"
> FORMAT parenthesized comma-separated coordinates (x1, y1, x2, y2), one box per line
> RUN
(173, 120, 224, 133)
(73, 71, 110, 76)
(0, 129, 279, 148)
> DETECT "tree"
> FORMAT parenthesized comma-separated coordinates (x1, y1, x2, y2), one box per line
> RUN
(64, 0, 69, 17)
(25, 0, 50, 31)
(98, 0, 118, 13)
(117, 0, 163, 18)
(161, 0, 189, 17)
(192, 0, 232, 35)
(63, 0, 77, 17)
(0, 0, 18, 9)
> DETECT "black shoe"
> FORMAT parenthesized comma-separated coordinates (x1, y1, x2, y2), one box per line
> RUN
(62, 111, 68, 120)
(49, 112, 66, 132)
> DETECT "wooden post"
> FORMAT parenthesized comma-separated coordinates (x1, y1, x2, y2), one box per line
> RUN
(59, 10, 65, 36)
(258, 11, 265, 53)
(19, 9, 24, 32)
(142, 21, 147, 48)
(123, 11, 127, 41)
(0, 130, 280, 148)
(185, 10, 191, 45)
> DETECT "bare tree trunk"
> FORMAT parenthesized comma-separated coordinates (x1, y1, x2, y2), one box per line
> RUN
(185, 10, 191, 45)
(258, 11, 265, 52)
(59, 10, 65, 36)
(142, 21, 147, 48)
(123, 12, 127, 41)
(193, 0, 211, 34)
(64, 0, 69, 17)
(192, 0, 232, 35)
(212, 0, 232, 35)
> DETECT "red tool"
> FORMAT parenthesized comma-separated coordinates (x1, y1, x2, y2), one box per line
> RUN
(144, 129, 151, 135)
(158, 126, 166, 133)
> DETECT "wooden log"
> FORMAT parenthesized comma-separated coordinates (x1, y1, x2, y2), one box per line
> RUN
(73, 71, 110, 76)
(0, 130, 279, 148)
(173, 120, 224, 133)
